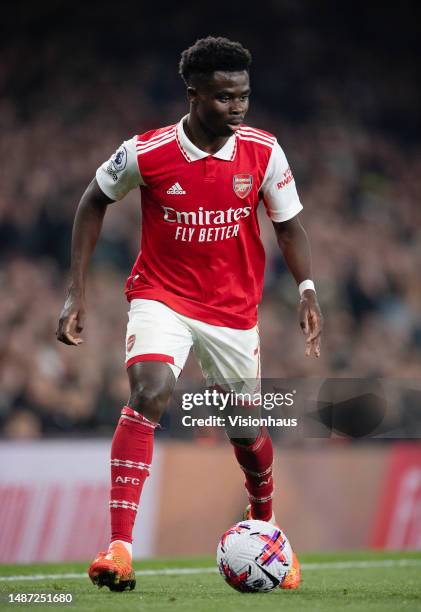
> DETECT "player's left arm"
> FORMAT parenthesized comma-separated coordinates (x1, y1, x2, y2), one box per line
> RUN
(261, 141, 323, 357)
(273, 216, 323, 357)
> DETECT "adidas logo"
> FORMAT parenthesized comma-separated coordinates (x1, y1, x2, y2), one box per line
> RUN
(166, 182, 186, 195)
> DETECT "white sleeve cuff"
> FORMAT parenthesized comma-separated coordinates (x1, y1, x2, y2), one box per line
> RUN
(268, 202, 303, 223)
(95, 137, 143, 202)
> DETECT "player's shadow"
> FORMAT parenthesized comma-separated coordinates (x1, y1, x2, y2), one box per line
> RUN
(305, 379, 387, 438)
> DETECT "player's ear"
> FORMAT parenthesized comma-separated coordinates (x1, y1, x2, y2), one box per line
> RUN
(187, 86, 198, 105)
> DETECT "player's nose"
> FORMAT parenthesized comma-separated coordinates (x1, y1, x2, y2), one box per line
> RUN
(229, 104, 243, 115)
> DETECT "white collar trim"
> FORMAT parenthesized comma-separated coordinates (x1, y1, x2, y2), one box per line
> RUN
(176, 115, 237, 162)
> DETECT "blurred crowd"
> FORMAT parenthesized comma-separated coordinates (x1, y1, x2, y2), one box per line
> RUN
(1, 1, 420, 438)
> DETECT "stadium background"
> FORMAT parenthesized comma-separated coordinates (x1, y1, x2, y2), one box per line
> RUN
(1, 1, 420, 562)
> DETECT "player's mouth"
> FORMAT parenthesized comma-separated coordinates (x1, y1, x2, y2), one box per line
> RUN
(226, 120, 243, 132)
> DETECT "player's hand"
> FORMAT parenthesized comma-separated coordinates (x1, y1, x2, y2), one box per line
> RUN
(56, 291, 86, 346)
(299, 290, 323, 357)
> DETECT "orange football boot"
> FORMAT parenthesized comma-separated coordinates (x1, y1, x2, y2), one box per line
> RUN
(243, 504, 301, 590)
(280, 551, 301, 589)
(88, 541, 136, 592)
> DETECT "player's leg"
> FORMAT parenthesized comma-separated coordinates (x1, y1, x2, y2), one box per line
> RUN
(192, 321, 274, 521)
(192, 320, 301, 589)
(231, 427, 274, 522)
(108, 361, 176, 555)
(89, 300, 192, 591)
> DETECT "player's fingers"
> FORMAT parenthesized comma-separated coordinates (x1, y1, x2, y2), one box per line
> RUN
(307, 310, 323, 340)
(56, 326, 83, 346)
(64, 311, 78, 334)
(67, 332, 84, 346)
(59, 333, 83, 346)
(305, 340, 318, 358)
(301, 304, 322, 357)
(57, 313, 83, 346)
(305, 326, 321, 356)
(305, 332, 321, 358)
(312, 335, 321, 358)
(307, 327, 322, 343)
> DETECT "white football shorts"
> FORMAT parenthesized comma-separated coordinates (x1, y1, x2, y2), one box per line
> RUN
(125, 299, 260, 390)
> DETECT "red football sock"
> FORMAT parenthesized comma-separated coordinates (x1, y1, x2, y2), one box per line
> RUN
(109, 406, 158, 545)
(231, 427, 274, 521)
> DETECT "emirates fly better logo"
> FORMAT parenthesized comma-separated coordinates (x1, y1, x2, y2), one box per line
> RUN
(233, 174, 253, 199)
(161, 175, 254, 242)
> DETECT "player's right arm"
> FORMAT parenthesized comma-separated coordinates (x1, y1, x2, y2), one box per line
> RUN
(56, 138, 142, 346)
(56, 179, 114, 345)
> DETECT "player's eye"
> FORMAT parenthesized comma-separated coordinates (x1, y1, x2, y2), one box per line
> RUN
(218, 96, 230, 103)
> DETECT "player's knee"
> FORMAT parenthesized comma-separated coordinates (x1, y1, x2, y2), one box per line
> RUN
(228, 426, 260, 446)
(229, 435, 259, 447)
(129, 382, 171, 422)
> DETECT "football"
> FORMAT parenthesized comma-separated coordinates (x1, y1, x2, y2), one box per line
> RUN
(216, 519, 293, 593)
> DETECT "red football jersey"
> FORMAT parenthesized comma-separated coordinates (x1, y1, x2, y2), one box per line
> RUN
(96, 116, 303, 329)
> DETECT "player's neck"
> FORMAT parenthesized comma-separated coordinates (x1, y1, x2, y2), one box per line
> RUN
(184, 115, 230, 155)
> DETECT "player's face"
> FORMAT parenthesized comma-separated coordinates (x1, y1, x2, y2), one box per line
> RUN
(190, 71, 250, 137)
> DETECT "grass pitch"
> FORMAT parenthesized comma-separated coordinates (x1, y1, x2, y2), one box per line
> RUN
(1, 551, 421, 612)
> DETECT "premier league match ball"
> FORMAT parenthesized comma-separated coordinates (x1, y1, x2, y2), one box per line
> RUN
(216, 520, 293, 593)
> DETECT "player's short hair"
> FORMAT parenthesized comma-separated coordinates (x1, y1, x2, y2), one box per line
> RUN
(179, 36, 252, 85)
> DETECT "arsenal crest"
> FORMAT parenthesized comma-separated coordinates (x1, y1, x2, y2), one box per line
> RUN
(127, 334, 136, 353)
(233, 174, 253, 199)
